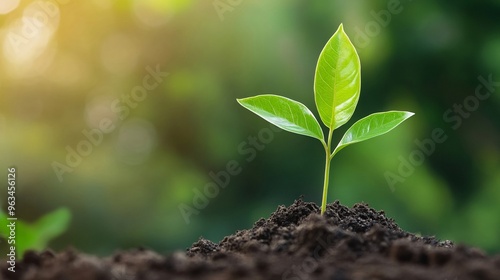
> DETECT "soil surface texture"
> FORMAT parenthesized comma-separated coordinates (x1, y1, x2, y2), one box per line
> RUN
(2, 199, 500, 280)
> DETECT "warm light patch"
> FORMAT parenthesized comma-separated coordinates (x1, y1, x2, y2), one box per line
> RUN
(2, 2, 60, 76)
(0, 0, 20, 14)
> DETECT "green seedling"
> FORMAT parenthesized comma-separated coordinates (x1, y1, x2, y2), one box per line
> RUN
(237, 24, 414, 214)
(0, 208, 71, 257)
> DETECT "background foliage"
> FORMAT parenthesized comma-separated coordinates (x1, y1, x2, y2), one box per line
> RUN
(1, 0, 499, 255)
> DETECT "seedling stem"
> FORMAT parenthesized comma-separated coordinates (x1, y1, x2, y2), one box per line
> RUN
(320, 128, 334, 214)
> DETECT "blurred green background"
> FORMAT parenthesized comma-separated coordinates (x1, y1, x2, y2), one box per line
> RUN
(1, 0, 499, 256)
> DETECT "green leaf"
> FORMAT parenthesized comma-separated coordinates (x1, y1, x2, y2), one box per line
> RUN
(0, 208, 71, 258)
(34, 208, 71, 243)
(314, 23, 361, 130)
(237, 94, 324, 141)
(332, 111, 414, 156)
(0, 212, 8, 237)
(15, 221, 38, 257)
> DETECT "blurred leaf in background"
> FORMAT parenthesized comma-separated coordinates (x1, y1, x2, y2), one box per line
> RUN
(0, 208, 71, 257)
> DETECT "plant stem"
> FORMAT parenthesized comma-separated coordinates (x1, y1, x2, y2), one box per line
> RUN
(320, 151, 331, 215)
(320, 129, 334, 215)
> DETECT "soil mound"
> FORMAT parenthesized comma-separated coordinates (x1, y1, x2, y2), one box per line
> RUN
(3, 199, 500, 279)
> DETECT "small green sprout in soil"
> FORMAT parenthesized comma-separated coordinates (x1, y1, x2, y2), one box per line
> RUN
(0, 208, 71, 257)
(237, 24, 414, 214)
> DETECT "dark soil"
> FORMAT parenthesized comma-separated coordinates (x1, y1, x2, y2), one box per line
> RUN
(2, 199, 500, 280)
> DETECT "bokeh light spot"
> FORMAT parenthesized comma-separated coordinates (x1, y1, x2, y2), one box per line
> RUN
(85, 93, 120, 130)
(115, 119, 157, 165)
(0, 0, 20, 14)
(2, 1, 59, 76)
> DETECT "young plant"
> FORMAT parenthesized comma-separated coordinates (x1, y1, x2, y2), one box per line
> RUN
(237, 24, 414, 214)
(0, 208, 71, 257)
